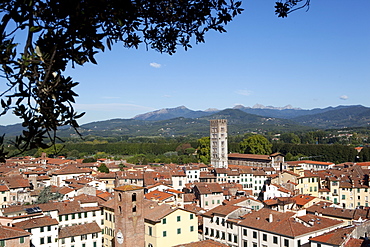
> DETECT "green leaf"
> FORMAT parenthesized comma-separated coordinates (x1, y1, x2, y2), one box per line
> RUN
(30, 26, 42, 33)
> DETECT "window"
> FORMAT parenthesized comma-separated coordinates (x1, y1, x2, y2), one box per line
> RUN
(78, 213, 82, 219)
(162, 218, 167, 224)
(273, 236, 278, 244)
(71, 236, 75, 242)
(228, 233, 232, 242)
(234, 235, 238, 243)
(72, 213, 75, 219)
(243, 240, 248, 247)
(190, 226, 194, 232)
(82, 244, 86, 247)
(163, 231, 167, 237)
(177, 228, 181, 234)
(20, 237, 24, 243)
(243, 229, 247, 236)
(205, 227, 209, 235)
(40, 237, 45, 244)
(177, 216, 181, 222)
(93, 242, 97, 247)
(81, 234, 87, 240)
(132, 193, 137, 202)
(284, 239, 289, 247)
(40, 226, 44, 232)
(132, 205, 137, 212)
(263, 234, 267, 241)
(62, 238, 65, 244)
(0, 240, 5, 247)
(47, 236, 52, 243)
(221, 232, 225, 240)
(149, 226, 152, 236)
(342, 195, 346, 199)
(253, 231, 257, 239)
(47, 226, 51, 231)
(84, 212, 88, 218)
(65, 215, 68, 221)
(190, 214, 194, 220)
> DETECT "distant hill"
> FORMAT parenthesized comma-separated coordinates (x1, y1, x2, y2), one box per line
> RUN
(1, 105, 369, 138)
(292, 105, 370, 128)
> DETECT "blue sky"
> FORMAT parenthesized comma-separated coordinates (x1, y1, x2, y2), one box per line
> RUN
(1, 0, 370, 125)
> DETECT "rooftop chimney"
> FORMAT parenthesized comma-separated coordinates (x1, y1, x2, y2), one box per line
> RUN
(269, 213, 273, 222)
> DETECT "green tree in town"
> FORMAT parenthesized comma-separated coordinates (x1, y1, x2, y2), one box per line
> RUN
(197, 137, 210, 164)
(35, 186, 64, 204)
(280, 133, 301, 144)
(33, 144, 65, 157)
(97, 163, 109, 173)
(239, 135, 272, 155)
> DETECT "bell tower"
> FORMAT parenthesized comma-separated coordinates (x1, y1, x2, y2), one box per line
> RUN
(114, 185, 145, 247)
(210, 119, 228, 168)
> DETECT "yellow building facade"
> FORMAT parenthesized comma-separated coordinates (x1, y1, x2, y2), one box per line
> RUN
(145, 206, 198, 247)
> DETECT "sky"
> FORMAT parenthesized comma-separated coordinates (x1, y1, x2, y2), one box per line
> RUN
(1, 0, 370, 125)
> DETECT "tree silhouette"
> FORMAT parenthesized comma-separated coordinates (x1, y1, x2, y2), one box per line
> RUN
(0, 0, 243, 160)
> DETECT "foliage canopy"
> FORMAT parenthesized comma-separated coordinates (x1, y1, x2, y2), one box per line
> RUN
(0, 0, 243, 160)
(239, 134, 272, 155)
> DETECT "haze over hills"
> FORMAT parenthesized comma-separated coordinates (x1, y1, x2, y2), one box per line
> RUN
(1, 105, 370, 138)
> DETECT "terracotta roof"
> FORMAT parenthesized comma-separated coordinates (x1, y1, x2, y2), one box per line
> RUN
(1, 176, 31, 189)
(59, 222, 101, 238)
(51, 165, 90, 175)
(239, 208, 343, 238)
(13, 216, 58, 229)
(143, 200, 176, 222)
(194, 183, 222, 194)
(286, 160, 334, 166)
(101, 198, 115, 210)
(114, 184, 143, 192)
(345, 238, 366, 247)
(293, 195, 317, 206)
(0, 185, 9, 192)
(309, 226, 355, 245)
(306, 202, 368, 220)
(144, 190, 175, 202)
(228, 153, 271, 161)
(203, 204, 240, 218)
(173, 239, 228, 247)
(0, 225, 31, 240)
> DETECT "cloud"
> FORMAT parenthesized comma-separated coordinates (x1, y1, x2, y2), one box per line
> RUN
(150, 62, 161, 68)
(236, 89, 252, 96)
(340, 95, 349, 100)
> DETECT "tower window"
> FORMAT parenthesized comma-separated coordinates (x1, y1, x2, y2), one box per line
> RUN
(132, 193, 137, 202)
(133, 205, 137, 213)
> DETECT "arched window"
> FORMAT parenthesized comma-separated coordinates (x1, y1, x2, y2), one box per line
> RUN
(118, 193, 122, 202)
(132, 193, 137, 202)
(132, 205, 137, 213)
(118, 206, 122, 214)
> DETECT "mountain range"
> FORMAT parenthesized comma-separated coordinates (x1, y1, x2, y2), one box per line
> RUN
(1, 104, 370, 138)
